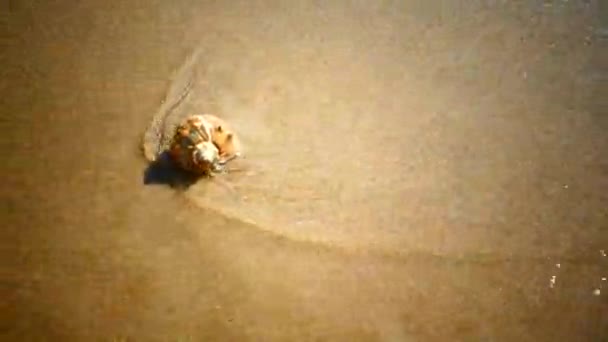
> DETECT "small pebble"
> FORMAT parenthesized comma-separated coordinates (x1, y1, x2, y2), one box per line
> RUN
(602, 277, 606, 281)
(550, 275, 557, 288)
(592, 288, 600, 296)
(555, 263, 560, 268)
(601, 250, 606, 257)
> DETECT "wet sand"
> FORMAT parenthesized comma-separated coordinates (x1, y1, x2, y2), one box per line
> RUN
(3, 0, 607, 341)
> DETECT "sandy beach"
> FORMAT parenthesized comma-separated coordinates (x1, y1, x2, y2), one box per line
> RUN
(3, 0, 607, 340)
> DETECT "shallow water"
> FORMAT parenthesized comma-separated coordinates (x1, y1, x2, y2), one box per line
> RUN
(4, 0, 607, 340)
